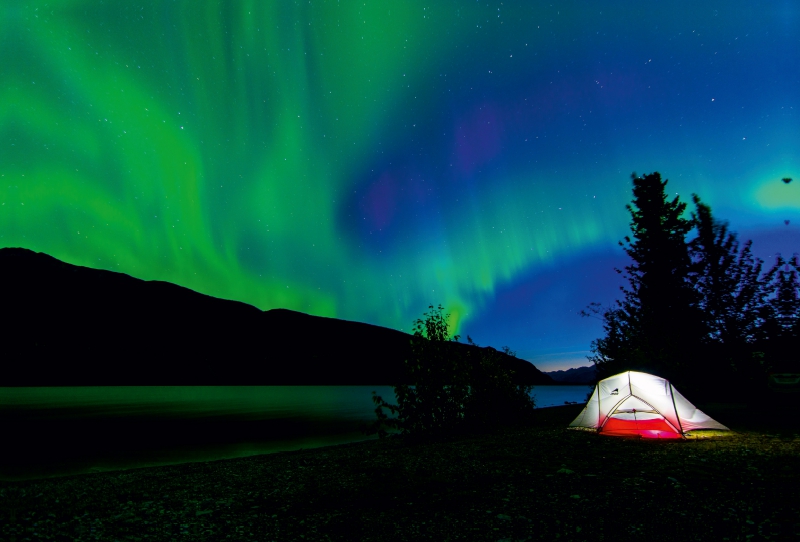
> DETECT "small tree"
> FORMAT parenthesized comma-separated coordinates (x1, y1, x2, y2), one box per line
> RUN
(364, 304, 470, 440)
(364, 305, 535, 440)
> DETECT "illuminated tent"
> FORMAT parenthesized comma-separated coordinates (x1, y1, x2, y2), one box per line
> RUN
(568, 371, 729, 439)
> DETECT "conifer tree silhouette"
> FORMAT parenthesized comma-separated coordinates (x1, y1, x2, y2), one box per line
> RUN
(585, 173, 793, 397)
(761, 255, 800, 364)
(688, 195, 775, 388)
(585, 172, 703, 387)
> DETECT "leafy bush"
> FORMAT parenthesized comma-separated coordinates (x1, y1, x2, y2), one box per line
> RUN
(363, 305, 536, 441)
(461, 340, 536, 432)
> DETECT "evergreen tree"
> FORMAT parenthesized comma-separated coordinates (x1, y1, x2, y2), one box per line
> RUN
(585, 173, 791, 396)
(585, 172, 703, 386)
(688, 195, 741, 344)
(771, 255, 800, 335)
(688, 196, 775, 386)
(760, 255, 800, 366)
(688, 198, 777, 343)
(726, 241, 774, 346)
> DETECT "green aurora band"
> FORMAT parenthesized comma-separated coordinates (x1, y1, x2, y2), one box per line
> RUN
(2, 2, 798, 366)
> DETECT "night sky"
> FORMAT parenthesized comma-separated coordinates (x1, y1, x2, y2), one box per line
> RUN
(3, 2, 798, 371)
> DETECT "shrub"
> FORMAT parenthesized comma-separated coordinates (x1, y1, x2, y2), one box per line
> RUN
(461, 340, 536, 433)
(363, 305, 536, 441)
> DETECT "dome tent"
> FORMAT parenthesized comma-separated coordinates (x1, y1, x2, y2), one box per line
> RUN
(568, 371, 729, 439)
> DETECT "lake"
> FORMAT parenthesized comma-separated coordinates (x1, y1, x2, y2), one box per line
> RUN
(0, 385, 591, 481)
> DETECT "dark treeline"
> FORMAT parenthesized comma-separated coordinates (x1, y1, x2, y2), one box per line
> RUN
(582, 172, 798, 401)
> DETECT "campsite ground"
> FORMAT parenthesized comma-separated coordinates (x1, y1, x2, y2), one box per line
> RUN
(1, 403, 798, 541)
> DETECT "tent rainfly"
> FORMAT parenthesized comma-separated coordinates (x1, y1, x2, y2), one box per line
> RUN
(568, 371, 729, 439)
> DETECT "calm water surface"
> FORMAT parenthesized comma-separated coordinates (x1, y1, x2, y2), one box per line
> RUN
(1, 385, 589, 481)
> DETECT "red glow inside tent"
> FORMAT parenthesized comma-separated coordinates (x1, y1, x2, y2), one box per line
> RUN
(601, 416, 683, 439)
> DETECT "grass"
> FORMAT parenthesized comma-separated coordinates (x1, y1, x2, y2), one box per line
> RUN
(1, 403, 799, 541)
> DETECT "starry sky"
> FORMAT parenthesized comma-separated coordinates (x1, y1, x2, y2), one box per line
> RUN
(3, 1, 798, 371)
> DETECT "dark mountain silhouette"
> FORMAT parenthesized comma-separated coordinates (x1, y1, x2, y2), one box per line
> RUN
(544, 365, 597, 384)
(0, 248, 553, 386)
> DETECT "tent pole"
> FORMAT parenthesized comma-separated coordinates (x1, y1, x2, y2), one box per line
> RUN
(633, 395, 681, 434)
(628, 372, 636, 437)
(669, 382, 685, 437)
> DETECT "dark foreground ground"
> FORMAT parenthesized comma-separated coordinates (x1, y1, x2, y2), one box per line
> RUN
(1, 404, 799, 541)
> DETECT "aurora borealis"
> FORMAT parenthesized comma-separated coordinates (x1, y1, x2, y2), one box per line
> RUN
(3, 2, 798, 370)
